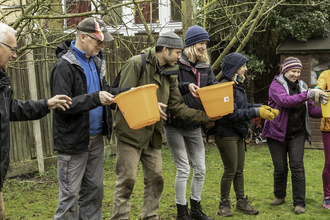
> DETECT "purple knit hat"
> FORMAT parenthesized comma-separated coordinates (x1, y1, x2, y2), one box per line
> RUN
(280, 58, 302, 75)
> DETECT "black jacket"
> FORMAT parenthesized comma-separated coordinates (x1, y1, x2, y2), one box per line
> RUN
(50, 40, 129, 154)
(164, 52, 218, 130)
(215, 53, 260, 138)
(0, 70, 50, 190)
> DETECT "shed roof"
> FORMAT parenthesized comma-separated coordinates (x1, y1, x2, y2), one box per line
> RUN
(277, 35, 330, 54)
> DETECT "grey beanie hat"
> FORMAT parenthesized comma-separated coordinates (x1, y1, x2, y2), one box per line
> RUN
(156, 32, 183, 49)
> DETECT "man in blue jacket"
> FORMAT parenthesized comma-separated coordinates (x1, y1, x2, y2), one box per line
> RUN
(50, 17, 130, 219)
(0, 22, 71, 220)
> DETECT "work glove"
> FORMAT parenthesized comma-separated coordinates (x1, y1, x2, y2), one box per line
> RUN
(261, 105, 280, 117)
(307, 89, 329, 105)
(255, 107, 276, 121)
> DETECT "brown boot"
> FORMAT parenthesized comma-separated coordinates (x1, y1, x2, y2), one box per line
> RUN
(236, 196, 259, 215)
(218, 199, 233, 217)
(271, 198, 285, 206)
(294, 206, 305, 214)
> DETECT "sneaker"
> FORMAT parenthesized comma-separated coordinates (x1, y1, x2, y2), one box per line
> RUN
(218, 199, 233, 217)
(236, 196, 259, 215)
(271, 198, 285, 206)
(294, 206, 305, 214)
(323, 197, 330, 210)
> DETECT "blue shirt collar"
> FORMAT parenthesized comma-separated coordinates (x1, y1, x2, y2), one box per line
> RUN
(71, 41, 96, 61)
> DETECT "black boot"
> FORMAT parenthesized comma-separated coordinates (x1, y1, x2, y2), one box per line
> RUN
(190, 198, 213, 220)
(176, 203, 193, 220)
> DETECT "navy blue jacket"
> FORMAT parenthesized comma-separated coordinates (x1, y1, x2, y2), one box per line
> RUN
(215, 53, 260, 138)
(164, 52, 218, 130)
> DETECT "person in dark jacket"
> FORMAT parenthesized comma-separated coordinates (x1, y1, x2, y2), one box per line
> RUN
(50, 18, 129, 220)
(163, 25, 217, 220)
(215, 52, 279, 217)
(0, 22, 71, 220)
(261, 57, 329, 214)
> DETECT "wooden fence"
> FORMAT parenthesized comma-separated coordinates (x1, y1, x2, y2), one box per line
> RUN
(6, 34, 157, 177)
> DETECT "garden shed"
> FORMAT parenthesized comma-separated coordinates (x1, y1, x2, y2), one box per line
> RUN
(276, 35, 330, 149)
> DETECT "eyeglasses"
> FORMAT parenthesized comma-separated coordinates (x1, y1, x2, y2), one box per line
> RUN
(85, 33, 103, 45)
(0, 42, 18, 53)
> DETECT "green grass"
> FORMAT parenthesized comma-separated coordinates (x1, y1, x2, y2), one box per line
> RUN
(2, 142, 329, 219)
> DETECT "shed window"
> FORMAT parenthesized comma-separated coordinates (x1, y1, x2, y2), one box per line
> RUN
(311, 54, 330, 85)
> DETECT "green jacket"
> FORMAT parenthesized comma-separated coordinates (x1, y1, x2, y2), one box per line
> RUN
(114, 47, 209, 149)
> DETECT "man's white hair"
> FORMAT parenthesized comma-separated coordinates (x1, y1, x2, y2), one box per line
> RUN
(0, 23, 17, 46)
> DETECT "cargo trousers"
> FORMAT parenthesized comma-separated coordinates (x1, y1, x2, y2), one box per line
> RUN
(110, 138, 164, 220)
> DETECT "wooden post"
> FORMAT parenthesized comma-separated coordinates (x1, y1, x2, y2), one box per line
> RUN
(25, 35, 45, 173)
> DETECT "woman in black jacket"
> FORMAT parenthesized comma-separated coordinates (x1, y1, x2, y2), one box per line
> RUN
(164, 25, 217, 220)
(215, 52, 278, 217)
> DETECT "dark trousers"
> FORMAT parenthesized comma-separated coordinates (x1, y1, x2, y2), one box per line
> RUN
(215, 135, 245, 200)
(267, 135, 306, 207)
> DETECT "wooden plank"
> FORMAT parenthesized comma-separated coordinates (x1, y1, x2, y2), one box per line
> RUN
(6, 156, 57, 178)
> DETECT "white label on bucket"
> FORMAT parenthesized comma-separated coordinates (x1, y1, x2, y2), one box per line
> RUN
(224, 96, 229, 102)
(122, 110, 126, 116)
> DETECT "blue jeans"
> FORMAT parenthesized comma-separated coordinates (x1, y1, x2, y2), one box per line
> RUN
(164, 126, 206, 205)
(267, 135, 306, 207)
(54, 133, 104, 220)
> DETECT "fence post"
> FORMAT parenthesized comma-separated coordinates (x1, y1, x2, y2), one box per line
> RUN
(25, 35, 45, 173)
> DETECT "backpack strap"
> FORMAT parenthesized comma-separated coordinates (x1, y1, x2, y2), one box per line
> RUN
(140, 53, 146, 78)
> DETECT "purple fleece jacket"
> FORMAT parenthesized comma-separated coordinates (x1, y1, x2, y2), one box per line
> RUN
(261, 74, 322, 143)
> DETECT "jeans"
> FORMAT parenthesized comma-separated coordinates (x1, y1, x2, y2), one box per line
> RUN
(322, 132, 330, 198)
(215, 135, 245, 200)
(54, 134, 104, 220)
(267, 135, 306, 207)
(164, 126, 206, 205)
(110, 138, 164, 220)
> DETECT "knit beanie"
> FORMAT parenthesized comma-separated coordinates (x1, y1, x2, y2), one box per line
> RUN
(185, 25, 210, 47)
(281, 58, 302, 75)
(157, 32, 183, 49)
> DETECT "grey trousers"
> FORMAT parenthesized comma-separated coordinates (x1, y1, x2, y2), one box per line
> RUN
(164, 126, 206, 205)
(110, 138, 164, 220)
(54, 134, 104, 220)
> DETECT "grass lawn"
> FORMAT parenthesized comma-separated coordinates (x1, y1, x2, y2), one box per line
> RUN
(2, 140, 329, 219)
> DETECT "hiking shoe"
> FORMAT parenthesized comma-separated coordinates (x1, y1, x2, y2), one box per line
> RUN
(176, 203, 193, 220)
(218, 199, 233, 217)
(294, 206, 305, 214)
(323, 197, 330, 210)
(271, 198, 285, 206)
(236, 196, 259, 215)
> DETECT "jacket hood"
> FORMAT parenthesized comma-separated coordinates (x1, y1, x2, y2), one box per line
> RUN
(222, 52, 249, 81)
(56, 40, 72, 58)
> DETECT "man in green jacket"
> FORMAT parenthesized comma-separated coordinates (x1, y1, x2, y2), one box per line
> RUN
(110, 32, 210, 220)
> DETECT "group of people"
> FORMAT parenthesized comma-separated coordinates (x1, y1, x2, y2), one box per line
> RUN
(0, 16, 330, 220)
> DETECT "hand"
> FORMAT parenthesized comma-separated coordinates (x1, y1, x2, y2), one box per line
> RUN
(158, 102, 167, 120)
(209, 116, 222, 121)
(47, 95, 72, 111)
(188, 83, 199, 97)
(307, 89, 330, 105)
(261, 105, 279, 117)
(99, 91, 115, 105)
(258, 107, 276, 121)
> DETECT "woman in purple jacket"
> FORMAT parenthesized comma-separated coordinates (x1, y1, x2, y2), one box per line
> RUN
(261, 57, 329, 214)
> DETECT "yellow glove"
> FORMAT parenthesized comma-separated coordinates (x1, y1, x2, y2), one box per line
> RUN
(261, 105, 279, 117)
(259, 107, 275, 121)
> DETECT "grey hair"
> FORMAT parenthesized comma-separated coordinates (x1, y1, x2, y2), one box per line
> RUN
(0, 23, 16, 46)
(76, 30, 89, 41)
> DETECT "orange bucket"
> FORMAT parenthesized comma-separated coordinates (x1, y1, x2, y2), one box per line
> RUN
(196, 81, 235, 118)
(114, 84, 160, 129)
(321, 90, 330, 118)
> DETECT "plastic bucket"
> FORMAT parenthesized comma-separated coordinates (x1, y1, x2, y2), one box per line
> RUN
(196, 81, 235, 118)
(114, 84, 160, 129)
(321, 90, 330, 118)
